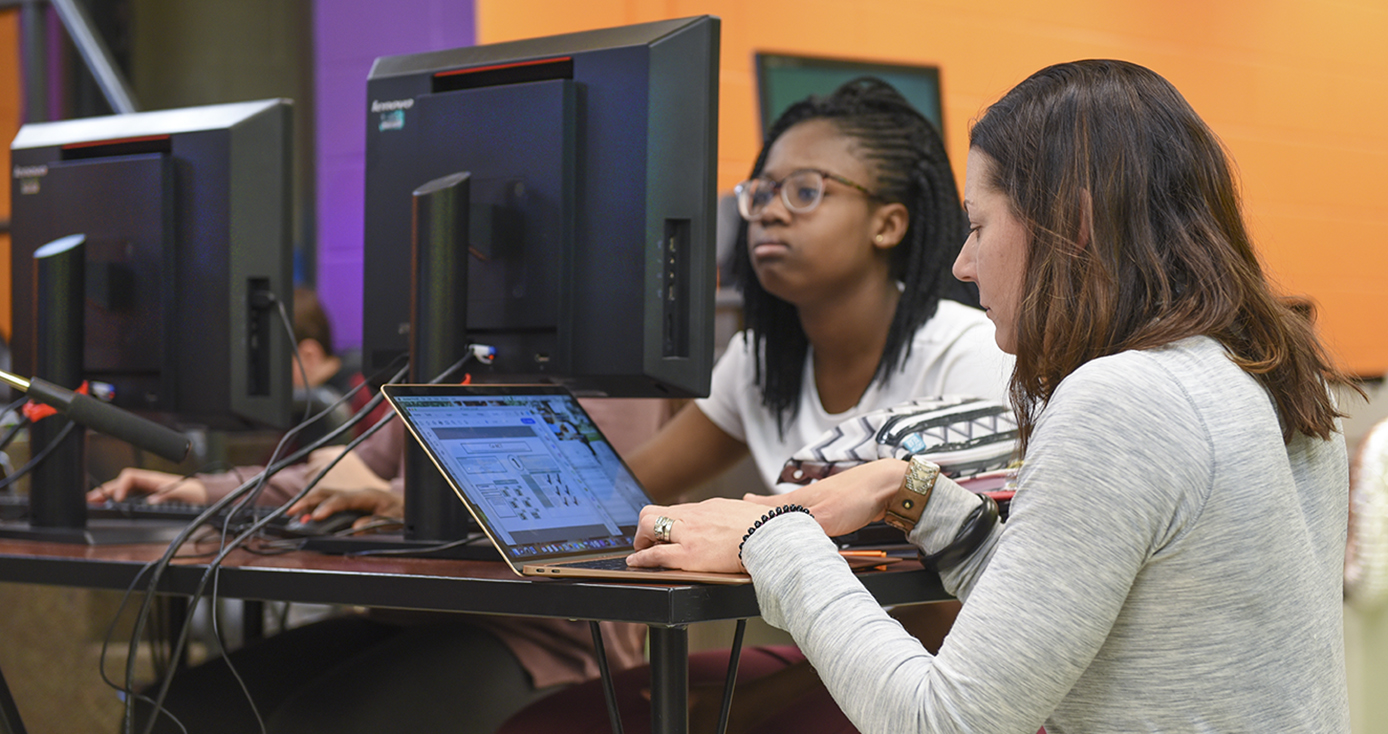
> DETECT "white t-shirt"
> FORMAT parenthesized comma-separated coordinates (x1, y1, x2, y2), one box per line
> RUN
(695, 300, 1013, 492)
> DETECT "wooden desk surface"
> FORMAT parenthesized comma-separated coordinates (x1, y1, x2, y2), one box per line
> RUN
(0, 537, 947, 626)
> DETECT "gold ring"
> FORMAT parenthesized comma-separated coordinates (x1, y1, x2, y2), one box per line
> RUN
(653, 515, 675, 544)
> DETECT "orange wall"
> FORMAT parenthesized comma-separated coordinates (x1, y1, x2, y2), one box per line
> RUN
(479, 0, 1388, 376)
(0, 11, 18, 342)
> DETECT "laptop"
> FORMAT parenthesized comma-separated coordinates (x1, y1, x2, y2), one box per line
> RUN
(381, 384, 896, 585)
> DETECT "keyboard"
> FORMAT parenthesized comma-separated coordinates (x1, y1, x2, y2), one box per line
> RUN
(0, 493, 288, 528)
(547, 555, 665, 572)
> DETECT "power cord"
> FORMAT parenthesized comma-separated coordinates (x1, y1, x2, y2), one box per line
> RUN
(124, 348, 484, 734)
(0, 419, 74, 492)
(272, 296, 314, 427)
(104, 352, 408, 734)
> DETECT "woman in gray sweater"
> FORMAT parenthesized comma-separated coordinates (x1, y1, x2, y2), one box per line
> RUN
(629, 59, 1356, 733)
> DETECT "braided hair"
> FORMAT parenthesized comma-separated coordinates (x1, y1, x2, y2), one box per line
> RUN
(732, 77, 971, 433)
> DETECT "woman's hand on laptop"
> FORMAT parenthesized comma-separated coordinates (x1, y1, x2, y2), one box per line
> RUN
(627, 498, 767, 573)
(88, 468, 209, 505)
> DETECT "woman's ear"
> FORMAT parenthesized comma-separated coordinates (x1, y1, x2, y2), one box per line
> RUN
(871, 202, 910, 250)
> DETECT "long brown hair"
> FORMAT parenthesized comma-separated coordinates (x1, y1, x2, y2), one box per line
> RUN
(969, 59, 1356, 451)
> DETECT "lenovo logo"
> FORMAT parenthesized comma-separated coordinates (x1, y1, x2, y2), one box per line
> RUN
(370, 98, 415, 113)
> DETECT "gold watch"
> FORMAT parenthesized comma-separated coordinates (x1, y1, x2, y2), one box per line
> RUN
(883, 456, 940, 533)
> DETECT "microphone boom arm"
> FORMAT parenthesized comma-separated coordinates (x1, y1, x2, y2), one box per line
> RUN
(0, 369, 191, 464)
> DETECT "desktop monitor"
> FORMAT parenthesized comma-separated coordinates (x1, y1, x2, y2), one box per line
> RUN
(361, 15, 719, 399)
(9, 99, 295, 430)
(755, 52, 944, 137)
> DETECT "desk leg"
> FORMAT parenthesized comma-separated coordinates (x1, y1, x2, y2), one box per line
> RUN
(648, 625, 688, 734)
(242, 600, 265, 643)
(0, 664, 28, 734)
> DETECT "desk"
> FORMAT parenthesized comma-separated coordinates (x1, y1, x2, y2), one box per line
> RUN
(0, 538, 948, 734)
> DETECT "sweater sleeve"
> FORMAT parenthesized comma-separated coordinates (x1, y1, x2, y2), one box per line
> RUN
(200, 415, 409, 505)
(199, 463, 305, 506)
(742, 351, 1212, 733)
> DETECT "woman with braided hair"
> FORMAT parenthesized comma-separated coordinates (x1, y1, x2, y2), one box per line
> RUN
(630, 76, 1011, 505)
(497, 78, 1010, 734)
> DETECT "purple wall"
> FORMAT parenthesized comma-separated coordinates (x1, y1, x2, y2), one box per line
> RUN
(313, 1, 475, 351)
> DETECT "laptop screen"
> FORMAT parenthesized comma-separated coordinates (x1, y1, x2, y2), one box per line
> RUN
(385, 385, 652, 563)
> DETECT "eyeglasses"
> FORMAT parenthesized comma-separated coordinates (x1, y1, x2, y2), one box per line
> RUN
(733, 169, 877, 221)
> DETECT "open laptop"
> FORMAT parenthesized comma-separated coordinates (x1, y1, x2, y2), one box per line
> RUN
(381, 384, 896, 585)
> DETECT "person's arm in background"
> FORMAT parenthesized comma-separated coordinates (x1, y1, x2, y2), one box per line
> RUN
(622, 332, 758, 504)
(625, 402, 750, 504)
(283, 416, 405, 523)
(90, 463, 309, 507)
(91, 415, 407, 528)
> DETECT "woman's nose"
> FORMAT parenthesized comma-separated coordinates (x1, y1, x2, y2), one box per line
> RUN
(952, 239, 976, 282)
(757, 190, 793, 225)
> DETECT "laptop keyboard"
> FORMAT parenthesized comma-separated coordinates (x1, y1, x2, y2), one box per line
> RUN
(556, 556, 632, 570)
(551, 555, 674, 572)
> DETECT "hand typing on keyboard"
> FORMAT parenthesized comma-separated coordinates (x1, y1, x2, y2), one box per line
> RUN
(283, 447, 402, 531)
(87, 468, 209, 505)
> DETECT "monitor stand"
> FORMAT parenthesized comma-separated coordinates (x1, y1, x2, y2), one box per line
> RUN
(0, 234, 189, 545)
(301, 174, 488, 562)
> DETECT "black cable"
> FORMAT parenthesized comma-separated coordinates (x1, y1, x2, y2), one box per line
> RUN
(95, 349, 408, 726)
(0, 395, 32, 456)
(95, 563, 190, 734)
(208, 564, 267, 734)
(273, 297, 313, 427)
(590, 621, 624, 734)
(0, 420, 75, 492)
(229, 350, 410, 522)
(113, 357, 411, 734)
(102, 389, 380, 734)
(0, 415, 31, 457)
(148, 597, 166, 682)
(339, 534, 485, 558)
(140, 396, 402, 734)
(715, 619, 747, 734)
(134, 351, 474, 734)
(0, 395, 30, 419)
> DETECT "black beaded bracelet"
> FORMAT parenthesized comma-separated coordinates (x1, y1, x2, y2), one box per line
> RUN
(917, 495, 999, 572)
(738, 504, 813, 563)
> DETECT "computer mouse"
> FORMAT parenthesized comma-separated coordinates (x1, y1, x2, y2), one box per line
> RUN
(282, 510, 370, 537)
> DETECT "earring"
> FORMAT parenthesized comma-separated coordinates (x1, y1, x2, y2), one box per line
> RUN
(875, 234, 884, 244)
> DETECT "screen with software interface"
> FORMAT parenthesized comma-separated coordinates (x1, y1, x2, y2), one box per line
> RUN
(389, 390, 650, 560)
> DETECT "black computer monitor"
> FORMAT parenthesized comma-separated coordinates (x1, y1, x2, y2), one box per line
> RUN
(361, 15, 719, 399)
(755, 52, 944, 137)
(9, 99, 295, 431)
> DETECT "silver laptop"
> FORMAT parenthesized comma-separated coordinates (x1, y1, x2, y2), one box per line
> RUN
(381, 383, 759, 584)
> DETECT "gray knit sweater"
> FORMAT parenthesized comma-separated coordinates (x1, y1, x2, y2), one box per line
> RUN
(743, 336, 1350, 733)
